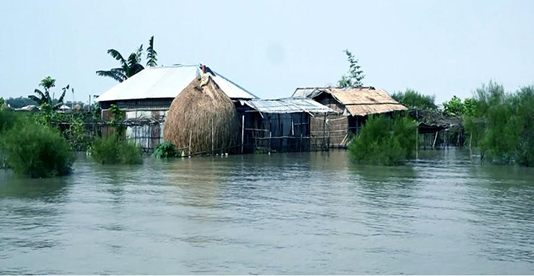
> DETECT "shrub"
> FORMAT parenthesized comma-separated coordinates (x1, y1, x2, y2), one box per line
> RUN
(152, 141, 178, 158)
(0, 109, 18, 134)
(349, 115, 417, 166)
(0, 117, 74, 178)
(465, 82, 534, 166)
(89, 134, 142, 164)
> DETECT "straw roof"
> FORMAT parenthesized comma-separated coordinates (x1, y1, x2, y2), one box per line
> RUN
(293, 86, 407, 117)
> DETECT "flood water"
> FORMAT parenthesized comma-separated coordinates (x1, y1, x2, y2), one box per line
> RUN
(1, 149, 534, 274)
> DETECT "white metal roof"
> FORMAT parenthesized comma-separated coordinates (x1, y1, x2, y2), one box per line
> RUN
(97, 65, 257, 102)
(244, 98, 337, 114)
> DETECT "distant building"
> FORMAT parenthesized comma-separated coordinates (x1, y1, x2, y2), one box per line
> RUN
(292, 86, 407, 148)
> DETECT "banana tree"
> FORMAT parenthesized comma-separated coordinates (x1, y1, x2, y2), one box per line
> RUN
(96, 36, 158, 82)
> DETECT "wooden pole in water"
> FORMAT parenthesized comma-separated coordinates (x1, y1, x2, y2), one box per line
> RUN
(241, 115, 245, 154)
(323, 114, 327, 151)
(188, 129, 192, 156)
(416, 125, 419, 159)
(433, 131, 439, 149)
(211, 118, 214, 155)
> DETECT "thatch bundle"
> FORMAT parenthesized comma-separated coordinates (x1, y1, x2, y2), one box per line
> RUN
(164, 76, 239, 155)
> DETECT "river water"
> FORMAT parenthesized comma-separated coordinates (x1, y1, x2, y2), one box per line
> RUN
(1, 149, 533, 274)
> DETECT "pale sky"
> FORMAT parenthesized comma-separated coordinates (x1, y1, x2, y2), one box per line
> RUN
(1, 0, 533, 104)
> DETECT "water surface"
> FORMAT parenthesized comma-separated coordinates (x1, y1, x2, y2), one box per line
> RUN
(1, 150, 533, 274)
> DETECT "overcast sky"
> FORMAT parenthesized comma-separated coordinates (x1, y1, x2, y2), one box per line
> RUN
(1, 0, 533, 104)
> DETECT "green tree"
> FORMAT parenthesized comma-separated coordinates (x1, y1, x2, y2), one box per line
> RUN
(28, 76, 66, 111)
(391, 89, 437, 110)
(443, 95, 465, 116)
(96, 36, 158, 82)
(0, 97, 5, 109)
(338, 49, 365, 87)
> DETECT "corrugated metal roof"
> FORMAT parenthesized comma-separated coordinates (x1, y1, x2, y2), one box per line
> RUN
(244, 98, 337, 114)
(292, 86, 407, 116)
(97, 65, 257, 102)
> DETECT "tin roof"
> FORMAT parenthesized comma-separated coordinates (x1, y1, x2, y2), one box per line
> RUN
(97, 65, 257, 102)
(244, 98, 337, 114)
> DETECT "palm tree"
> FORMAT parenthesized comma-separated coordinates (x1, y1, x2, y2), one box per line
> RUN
(96, 36, 158, 82)
(28, 76, 66, 111)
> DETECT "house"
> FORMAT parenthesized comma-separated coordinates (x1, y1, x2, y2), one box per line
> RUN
(238, 98, 337, 152)
(96, 64, 257, 151)
(292, 86, 408, 148)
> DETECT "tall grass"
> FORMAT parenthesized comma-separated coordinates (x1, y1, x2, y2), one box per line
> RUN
(349, 115, 417, 166)
(0, 116, 74, 178)
(89, 134, 143, 165)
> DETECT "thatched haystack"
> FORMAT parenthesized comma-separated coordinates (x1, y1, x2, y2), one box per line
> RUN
(164, 76, 240, 155)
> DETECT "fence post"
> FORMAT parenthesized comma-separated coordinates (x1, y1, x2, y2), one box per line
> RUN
(241, 115, 245, 154)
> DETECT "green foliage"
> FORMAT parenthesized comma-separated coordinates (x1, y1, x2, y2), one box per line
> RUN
(338, 49, 365, 87)
(28, 76, 67, 110)
(0, 117, 74, 178)
(465, 81, 534, 166)
(349, 115, 417, 166)
(107, 104, 126, 137)
(0, 97, 5, 109)
(443, 96, 464, 116)
(89, 134, 142, 165)
(152, 142, 178, 158)
(96, 36, 158, 82)
(391, 89, 437, 110)
(0, 109, 17, 133)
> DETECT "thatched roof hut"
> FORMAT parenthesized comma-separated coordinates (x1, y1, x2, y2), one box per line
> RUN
(163, 75, 240, 155)
(292, 86, 407, 116)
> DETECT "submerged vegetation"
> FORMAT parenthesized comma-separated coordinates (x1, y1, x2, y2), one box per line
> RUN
(89, 134, 143, 165)
(152, 142, 179, 159)
(1, 114, 74, 178)
(465, 81, 534, 166)
(349, 115, 417, 166)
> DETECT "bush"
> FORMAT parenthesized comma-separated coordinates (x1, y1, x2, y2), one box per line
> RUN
(0, 109, 17, 134)
(89, 134, 143, 164)
(152, 141, 178, 158)
(391, 89, 437, 110)
(465, 82, 534, 166)
(0, 117, 74, 178)
(349, 115, 417, 166)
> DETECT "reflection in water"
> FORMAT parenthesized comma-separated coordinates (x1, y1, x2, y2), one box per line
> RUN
(1, 149, 534, 274)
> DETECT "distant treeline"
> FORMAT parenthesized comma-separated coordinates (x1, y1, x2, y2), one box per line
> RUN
(3, 97, 85, 109)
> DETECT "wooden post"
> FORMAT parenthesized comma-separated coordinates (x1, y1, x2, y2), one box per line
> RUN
(188, 129, 192, 156)
(241, 115, 245, 154)
(211, 118, 214, 155)
(323, 114, 327, 151)
(416, 125, 419, 159)
(269, 131, 272, 153)
(433, 131, 439, 149)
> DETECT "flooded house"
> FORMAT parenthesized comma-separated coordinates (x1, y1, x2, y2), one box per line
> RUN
(292, 86, 407, 148)
(238, 98, 337, 153)
(96, 64, 257, 151)
(96, 64, 337, 153)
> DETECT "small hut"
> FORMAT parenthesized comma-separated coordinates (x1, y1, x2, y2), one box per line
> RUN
(293, 86, 407, 148)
